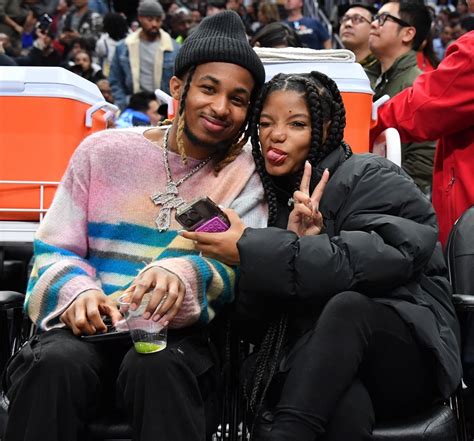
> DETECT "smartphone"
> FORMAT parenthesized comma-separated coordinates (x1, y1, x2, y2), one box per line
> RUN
(81, 317, 130, 343)
(175, 197, 230, 232)
(37, 14, 53, 32)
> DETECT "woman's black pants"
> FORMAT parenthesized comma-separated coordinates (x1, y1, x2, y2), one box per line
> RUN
(267, 291, 440, 441)
(3, 328, 218, 441)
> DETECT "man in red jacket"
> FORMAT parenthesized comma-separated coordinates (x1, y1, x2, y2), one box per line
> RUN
(370, 27, 474, 247)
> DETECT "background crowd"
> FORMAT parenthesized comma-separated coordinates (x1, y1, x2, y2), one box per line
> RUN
(0, 0, 472, 200)
(0, 0, 471, 123)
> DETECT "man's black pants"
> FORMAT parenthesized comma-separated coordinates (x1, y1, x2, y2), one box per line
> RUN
(3, 327, 219, 441)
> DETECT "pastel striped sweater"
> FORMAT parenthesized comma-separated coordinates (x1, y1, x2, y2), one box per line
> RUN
(26, 127, 268, 330)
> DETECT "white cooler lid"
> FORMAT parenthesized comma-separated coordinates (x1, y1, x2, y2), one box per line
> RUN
(0, 66, 104, 105)
(256, 48, 373, 95)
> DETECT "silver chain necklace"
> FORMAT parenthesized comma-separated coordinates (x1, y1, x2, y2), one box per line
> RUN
(151, 127, 212, 231)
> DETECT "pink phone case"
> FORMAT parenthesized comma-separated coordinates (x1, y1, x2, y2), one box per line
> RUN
(195, 216, 229, 232)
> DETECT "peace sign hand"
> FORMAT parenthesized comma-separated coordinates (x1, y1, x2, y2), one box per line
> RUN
(287, 161, 329, 237)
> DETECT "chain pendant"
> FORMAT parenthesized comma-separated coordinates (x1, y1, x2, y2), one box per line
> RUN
(151, 182, 179, 206)
(153, 193, 186, 232)
(150, 127, 212, 232)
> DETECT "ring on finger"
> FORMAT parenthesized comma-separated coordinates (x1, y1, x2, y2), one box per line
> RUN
(157, 293, 169, 309)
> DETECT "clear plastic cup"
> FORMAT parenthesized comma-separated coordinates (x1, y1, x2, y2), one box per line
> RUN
(118, 293, 167, 354)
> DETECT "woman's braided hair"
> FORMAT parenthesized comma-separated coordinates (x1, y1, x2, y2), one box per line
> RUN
(174, 65, 255, 174)
(250, 71, 347, 225)
(245, 71, 349, 431)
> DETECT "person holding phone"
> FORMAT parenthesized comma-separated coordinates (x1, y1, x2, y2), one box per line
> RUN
(3, 11, 267, 441)
(183, 71, 461, 440)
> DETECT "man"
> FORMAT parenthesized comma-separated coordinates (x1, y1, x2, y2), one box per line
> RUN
(3, 10, 267, 441)
(284, 0, 331, 49)
(368, 0, 435, 193)
(60, 0, 103, 48)
(96, 78, 114, 104)
(370, 20, 474, 248)
(15, 28, 62, 66)
(338, 3, 379, 70)
(169, 6, 193, 43)
(432, 24, 454, 59)
(0, 0, 36, 55)
(109, 0, 180, 110)
(115, 91, 161, 127)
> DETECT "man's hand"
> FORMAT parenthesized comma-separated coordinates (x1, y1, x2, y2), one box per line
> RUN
(287, 161, 329, 237)
(60, 289, 122, 336)
(180, 208, 245, 266)
(124, 267, 185, 326)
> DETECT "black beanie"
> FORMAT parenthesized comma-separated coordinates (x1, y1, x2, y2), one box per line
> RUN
(174, 10, 265, 87)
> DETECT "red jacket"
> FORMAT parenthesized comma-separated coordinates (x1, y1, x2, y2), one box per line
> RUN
(370, 31, 474, 246)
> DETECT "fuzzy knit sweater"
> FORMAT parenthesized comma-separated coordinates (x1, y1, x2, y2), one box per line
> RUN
(25, 127, 268, 331)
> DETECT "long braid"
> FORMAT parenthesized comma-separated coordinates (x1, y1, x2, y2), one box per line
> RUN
(176, 65, 196, 163)
(308, 72, 347, 164)
(250, 80, 279, 225)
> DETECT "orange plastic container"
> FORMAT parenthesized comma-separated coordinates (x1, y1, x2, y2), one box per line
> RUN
(0, 67, 117, 221)
(260, 49, 374, 154)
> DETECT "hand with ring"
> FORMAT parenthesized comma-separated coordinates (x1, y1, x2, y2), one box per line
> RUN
(123, 267, 185, 326)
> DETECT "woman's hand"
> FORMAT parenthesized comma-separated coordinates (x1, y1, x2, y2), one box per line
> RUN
(180, 208, 246, 266)
(123, 267, 186, 326)
(287, 161, 329, 237)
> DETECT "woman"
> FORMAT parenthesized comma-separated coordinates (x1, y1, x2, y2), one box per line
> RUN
(182, 71, 461, 440)
(69, 49, 105, 83)
(95, 12, 129, 76)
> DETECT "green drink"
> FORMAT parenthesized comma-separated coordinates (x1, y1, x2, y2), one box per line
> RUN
(134, 341, 167, 354)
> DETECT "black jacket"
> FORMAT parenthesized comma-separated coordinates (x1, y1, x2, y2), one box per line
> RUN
(237, 146, 461, 398)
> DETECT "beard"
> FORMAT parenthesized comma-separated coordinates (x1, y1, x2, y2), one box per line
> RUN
(143, 28, 160, 39)
(183, 123, 236, 156)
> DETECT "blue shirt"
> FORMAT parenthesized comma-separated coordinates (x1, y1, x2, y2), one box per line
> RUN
(285, 17, 330, 49)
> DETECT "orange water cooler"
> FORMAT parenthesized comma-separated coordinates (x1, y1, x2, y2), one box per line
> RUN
(257, 48, 374, 154)
(0, 67, 117, 240)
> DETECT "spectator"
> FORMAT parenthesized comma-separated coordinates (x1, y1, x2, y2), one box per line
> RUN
(115, 91, 161, 128)
(109, 0, 180, 110)
(226, 0, 254, 34)
(257, 3, 280, 29)
(370, 26, 474, 247)
(206, 0, 226, 16)
(3, 10, 267, 441)
(456, 0, 469, 17)
(368, 0, 436, 193)
(15, 27, 62, 65)
(60, 0, 102, 48)
(250, 21, 302, 47)
(95, 12, 129, 76)
(432, 24, 454, 59)
(0, 33, 16, 63)
(284, 0, 331, 49)
(416, 31, 440, 71)
(186, 70, 461, 441)
(0, 0, 36, 54)
(96, 78, 114, 103)
(169, 6, 192, 43)
(69, 48, 105, 82)
(339, 3, 379, 71)
(190, 7, 202, 26)
(459, 15, 474, 34)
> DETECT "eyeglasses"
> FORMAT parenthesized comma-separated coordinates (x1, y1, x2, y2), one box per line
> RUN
(372, 12, 412, 27)
(339, 13, 372, 25)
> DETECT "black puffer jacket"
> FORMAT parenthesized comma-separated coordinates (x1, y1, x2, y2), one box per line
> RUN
(237, 146, 461, 398)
